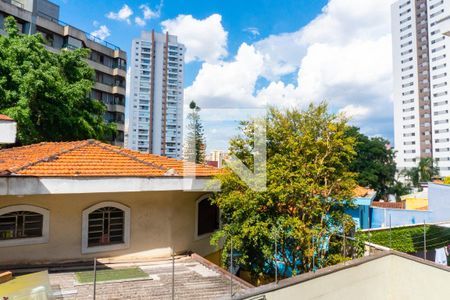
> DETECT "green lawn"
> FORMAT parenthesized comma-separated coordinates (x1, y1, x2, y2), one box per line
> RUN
(75, 267, 148, 283)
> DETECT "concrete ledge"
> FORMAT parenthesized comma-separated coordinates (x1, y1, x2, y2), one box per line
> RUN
(0, 271, 12, 284)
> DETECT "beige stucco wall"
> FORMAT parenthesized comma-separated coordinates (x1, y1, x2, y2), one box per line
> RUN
(250, 255, 450, 300)
(0, 191, 217, 265)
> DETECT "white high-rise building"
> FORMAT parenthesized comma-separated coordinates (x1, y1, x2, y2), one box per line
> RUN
(392, 0, 450, 176)
(127, 31, 185, 158)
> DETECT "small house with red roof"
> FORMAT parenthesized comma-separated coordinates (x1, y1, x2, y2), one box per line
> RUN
(0, 114, 16, 144)
(0, 140, 222, 265)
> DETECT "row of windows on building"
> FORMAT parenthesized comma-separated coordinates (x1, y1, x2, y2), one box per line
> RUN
(0, 197, 219, 250)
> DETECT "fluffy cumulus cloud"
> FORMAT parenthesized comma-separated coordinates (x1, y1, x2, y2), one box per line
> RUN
(185, 43, 263, 108)
(135, 3, 163, 26)
(106, 4, 133, 24)
(161, 14, 228, 63)
(90, 25, 111, 40)
(185, 0, 395, 141)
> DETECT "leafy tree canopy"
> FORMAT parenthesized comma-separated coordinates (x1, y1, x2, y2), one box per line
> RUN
(211, 103, 357, 278)
(0, 16, 115, 145)
(345, 126, 398, 199)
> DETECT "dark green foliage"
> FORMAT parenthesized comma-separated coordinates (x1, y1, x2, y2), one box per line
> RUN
(404, 157, 439, 188)
(345, 126, 404, 199)
(0, 16, 115, 145)
(358, 225, 450, 253)
(184, 101, 206, 163)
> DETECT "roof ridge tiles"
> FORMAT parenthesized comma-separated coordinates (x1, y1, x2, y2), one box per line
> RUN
(8, 140, 92, 175)
(90, 141, 173, 174)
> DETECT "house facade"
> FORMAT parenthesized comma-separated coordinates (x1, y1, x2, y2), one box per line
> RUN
(0, 114, 16, 144)
(0, 140, 221, 265)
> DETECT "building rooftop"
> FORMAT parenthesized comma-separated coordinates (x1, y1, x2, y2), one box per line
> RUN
(3, 255, 252, 299)
(0, 114, 14, 121)
(234, 251, 450, 300)
(0, 140, 220, 177)
(371, 201, 404, 209)
(353, 186, 375, 198)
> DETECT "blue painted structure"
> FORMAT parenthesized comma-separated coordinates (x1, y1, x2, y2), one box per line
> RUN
(346, 192, 376, 229)
(368, 183, 450, 229)
(370, 207, 432, 228)
(428, 183, 450, 223)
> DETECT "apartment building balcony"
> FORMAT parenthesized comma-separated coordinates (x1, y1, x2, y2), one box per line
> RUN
(94, 82, 114, 93)
(112, 85, 126, 95)
(106, 104, 125, 114)
(113, 67, 127, 78)
(87, 59, 115, 75)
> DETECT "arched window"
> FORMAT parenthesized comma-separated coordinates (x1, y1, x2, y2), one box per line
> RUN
(82, 202, 130, 254)
(88, 207, 124, 247)
(0, 205, 49, 247)
(196, 195, 220, 239)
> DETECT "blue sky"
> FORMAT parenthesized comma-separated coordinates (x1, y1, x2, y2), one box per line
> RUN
(53, 0, 395, 152)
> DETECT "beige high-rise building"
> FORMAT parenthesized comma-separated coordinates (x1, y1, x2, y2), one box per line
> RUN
(392, 0, 450, 175)
(0, 0, 127, 145)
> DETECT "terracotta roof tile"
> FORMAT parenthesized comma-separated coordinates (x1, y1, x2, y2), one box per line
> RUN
(0, 114, 13, 121)
(371, 201, 404, 209)
(353, 186, 375, 198)
(0, 140, 220, 177)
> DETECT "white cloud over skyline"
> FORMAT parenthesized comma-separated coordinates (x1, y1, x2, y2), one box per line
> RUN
(172, 0, 395, 150)
(90, 25, 111, 40)
(107, 4, 133, 24)
(161, 14, 228, 63)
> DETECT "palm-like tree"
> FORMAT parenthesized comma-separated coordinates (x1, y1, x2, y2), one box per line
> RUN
(405, 157, 439, 187)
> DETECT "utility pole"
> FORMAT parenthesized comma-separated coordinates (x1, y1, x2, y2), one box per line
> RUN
(93, 258, 97, 300)
(389, 214, 392, 249)
(423, 221, 427, 260)
(172, 248, 175, 300)
(343, 221, 346, 257)
(230, 237, 233, 299)
(312, 237, 315, 271)
(274, 233, 278, 284)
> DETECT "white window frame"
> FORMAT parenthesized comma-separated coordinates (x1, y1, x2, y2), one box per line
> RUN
(194, 194, 220, 240)
(0, 205, 50, 247)
(82, 201, 130, 254)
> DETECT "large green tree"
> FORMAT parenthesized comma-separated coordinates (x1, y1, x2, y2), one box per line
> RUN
(0, 16, 115, 145)
(184, 101, 206, 163)
(211, 103, 357, 278)
(345, 127, 397, 199)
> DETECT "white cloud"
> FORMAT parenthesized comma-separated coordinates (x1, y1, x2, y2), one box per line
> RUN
(90, 25, 111, 40)
(140, 3, 161, 20)
(185, 43, 263, 108)
(339, 104, 370, 120)
(243, 27, 260, 37)
(185, 0, 396, 144)
(161, 14, 228, 63)
(135, 16, 146, 27)
(107, 4, 133, 24)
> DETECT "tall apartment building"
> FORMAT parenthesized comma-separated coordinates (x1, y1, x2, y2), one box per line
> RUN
(392, 0, 450, 176)
(127, 31, 185, 158)
(0, 0, 127, 145)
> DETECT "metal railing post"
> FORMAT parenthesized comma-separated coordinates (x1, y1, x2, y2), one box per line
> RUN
(93, 257, 97, 300)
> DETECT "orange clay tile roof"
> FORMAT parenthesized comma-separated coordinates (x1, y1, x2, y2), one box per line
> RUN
(0, 114, 13, 121)
(371, 201, 404, 209)
(353, 186, 375, 198)
(0, 140, 221, 177)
